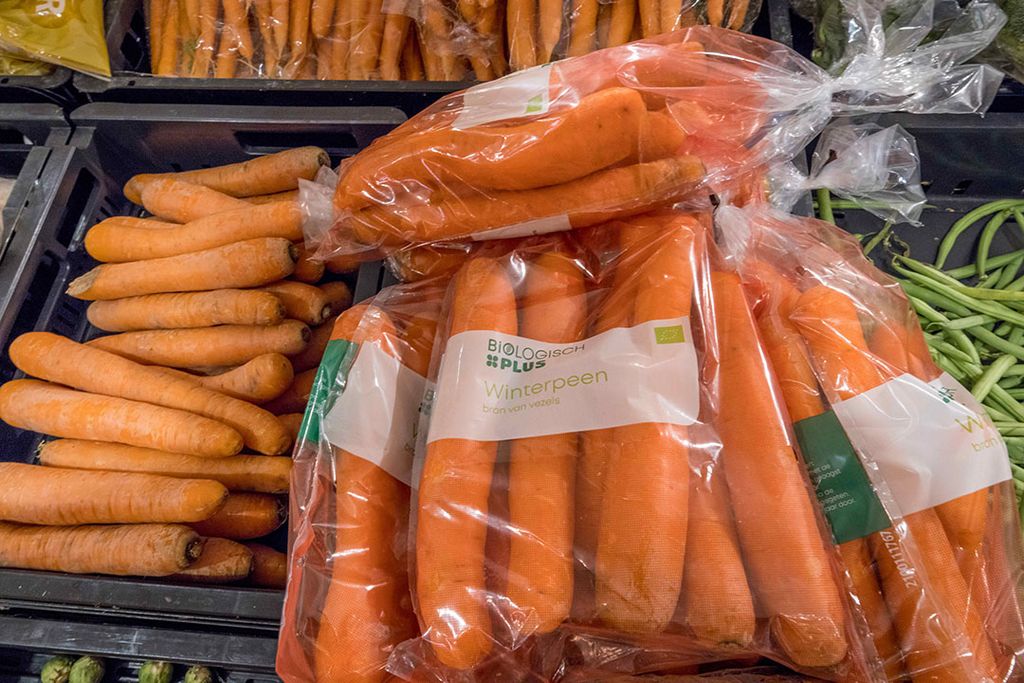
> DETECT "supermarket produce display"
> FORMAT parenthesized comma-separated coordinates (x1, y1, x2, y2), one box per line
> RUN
(4, 0, 1024, 678)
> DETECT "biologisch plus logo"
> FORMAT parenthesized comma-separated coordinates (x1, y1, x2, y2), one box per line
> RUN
(485, 338, 584, 374)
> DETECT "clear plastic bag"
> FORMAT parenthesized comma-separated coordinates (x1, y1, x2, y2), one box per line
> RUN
(718, 203, 1024, 681)
(380, 213, 885, 681)
(311, 20, 1002, 263)
(276, 284, 444, 682)
(0, 0, 110, 78)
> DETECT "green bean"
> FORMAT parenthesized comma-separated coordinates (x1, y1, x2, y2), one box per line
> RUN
(984, 402, 1015, 423)
(922, 333, 977, 364)
(994, 322, 1014, 337)
(1012, 328, 1024, 346)
(998, 376, 1023, 390)
(972, 354, 1017, 402)
(936, 200, 1024, 269)
(996, 254, 1024, 290)
(976, 267, 1005, 289)
(1003, 437, 1024, 449)
(902, 282, 974, 317)
(1008, 389, 1024, 399)
(906, 298, 981, 363)
(965, 326, 1024, 362)
(945, 248, 1024, 279)
(897, 266, 1024, 327)
(977, 210, 1020, 277)
(816, 189, 834, 225)
(990, 384, 1024, 421)
(862, 221, 893, 259)
(932, 314, 996, 330)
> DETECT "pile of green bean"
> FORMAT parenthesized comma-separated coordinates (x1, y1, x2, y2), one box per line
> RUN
(879, 199, 1024, 510)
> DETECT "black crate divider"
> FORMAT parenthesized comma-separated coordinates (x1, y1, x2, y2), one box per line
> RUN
(0, 104, 406, 654)
(0, 69, 76, 108)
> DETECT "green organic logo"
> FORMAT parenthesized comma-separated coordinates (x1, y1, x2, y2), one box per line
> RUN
(524, 94, 544, 114)
(486, 354, 499, 368)
(937, 386, 955, 404)
(654, 325, 685, 344)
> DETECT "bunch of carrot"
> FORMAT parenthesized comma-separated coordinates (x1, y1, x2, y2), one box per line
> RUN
(0, 147, 353, 587)
(148, 0, 759, 81)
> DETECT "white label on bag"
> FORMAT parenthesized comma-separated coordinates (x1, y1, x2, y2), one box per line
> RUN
(832, 372, 1010, 516)
(469, 214, 572, 241)
(321, 343, 427, 486)
(425, 317, 699, 443)
(453, 65, 554, 130)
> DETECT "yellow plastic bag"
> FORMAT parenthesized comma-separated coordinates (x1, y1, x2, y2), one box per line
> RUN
(0, 49, 54, 75)
(0, 0, 110, 78)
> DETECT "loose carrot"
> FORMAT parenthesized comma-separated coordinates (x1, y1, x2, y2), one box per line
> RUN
(287, 0, 313, 74)
(11, 332, 291, 455)
(155, 0, 180, 75)
(87, 290, 284, 332)
(505, 252, 585, 635)
(638, 0, 658, 35)
(262, 368, 316, 415)
(85, 201, 302, 262)
(39, 440, 292, 494)
(350, 156, 704, 245)
(140, 178, 249, 223)
(125, 148, 329, 204)
(258, 281, 332, 325)
(278, 413, 304, 443)
(191, 493, 285, 539)
(171, 537, 253, 583)
(746, 263, 904, 679)
(0, 463, 228, 525)
(379, 8, 410, 80)
(605, 0, 635, 46)
(794, 285, 999, 679)
(596, 225, 695, 634)
(320, 282, 352, 315)
(0, 522, 203, 576)
(67, 238, 298, 300)
(290, 319, 335, 373)
(247, 189, 300, 204)
(0, 379, 242, 457)
(270, 0, 290, 69)
(567, 0, 598, 57)
(315, 306, 418, 681)
(247, 543, 287, 587)
(680, 442, 755, 646)
(401, 27, 424, 80)
(89, 321, 310, 368)
(506, 0, 537, 70)
(712, 272, 848, 668)
(156, 353, 295, 402)
(292, 242, 327, 283)
(416, 258, 517, 669)
(312, 0, 337, 39)
(338, 87, 649, 202)
(190, 0, 218, 76)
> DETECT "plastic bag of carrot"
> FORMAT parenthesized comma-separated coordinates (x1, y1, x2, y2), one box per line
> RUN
(719, 203, 1024, 681)
(341, 212, 888, 681)
(276, 279, 444, 683)
(309, 19, 1002, 265)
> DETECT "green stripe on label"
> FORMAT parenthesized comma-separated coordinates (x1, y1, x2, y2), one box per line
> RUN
(794, 410, 890, 545)
(297, 339, 356, 444)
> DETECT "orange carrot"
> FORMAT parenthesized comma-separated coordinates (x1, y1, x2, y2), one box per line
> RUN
(247, 543, 288, 587)
(87, 290, 285, 332)
(11, 332, 291, 455)
(88, 321, 310, 368)
(478, 1, 506, 77)
(124, 148, 329, 204)
(214, 35, 240, 78)
(247, 189, 300, 204)
(420, 0, 459, 79)
(140, 178, 249, 223)
(316, 35, 333, 80)
(538, 0, 561, 61)
(0, 463, 228, 525)
(320, 281, 352, 314)
(67, 238, 298, 300)
(354, 0, 385, 79)
(329, 0, 351, 78)
(85, 201, 302, 262)
(156, 0, 180, 75)
(326, 252, 370, 275)
(278, 413, 304, 443)
(38, 440, 292, 494)
(727, 0, 749, 29)
(171, 537, 253, 583)
(505, 252, 585, 634)
(0, 379, 242, 457)
(638, 0, 658, 35)
(596, 225, 695, 634)
(262, 368, 316, 414)
(605, 0, 635, 46)
(660, 0, 681, 31)
(312, 0, 337, 39)
(401, 27, 424, 80)
(418, 23, 443, 80)
(712, 272, 848, 668)
(156, 353, 295, 402)
(191, 0, 219, 76)
(314, 306, 418, 681)
(795, 285, 1000, 679)
(258, 280, 332, 325)
(290, 318, 336, 372)
(149, 0, 165, 71)
(292, 242, 327, 283)
(507, 0, 537, 70)
(380, 9, 411, 80)
(191, 493, 285, 539)
(287, 0, 313, 75)
(0, 522, 203, 576)
(416, 258, 517, 669)
(253, 0, 279, 71)
(567, 0, 598, 57)
(270, 0, 290, 69)
(222, 0, 255, 61)
(339, 87, 647, 202)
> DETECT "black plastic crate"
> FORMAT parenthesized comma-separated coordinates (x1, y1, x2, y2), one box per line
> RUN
(0, 68, 76, 108)
(0, 103, 405, 637)
(825, 112, 1024, 270)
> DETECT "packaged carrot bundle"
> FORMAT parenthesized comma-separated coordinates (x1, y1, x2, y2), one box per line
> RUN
(380, 211, 886, 681)
(310, 14, 1003, 264)
(276, 280, 443, 683)
(719, 204, 1024, 681)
